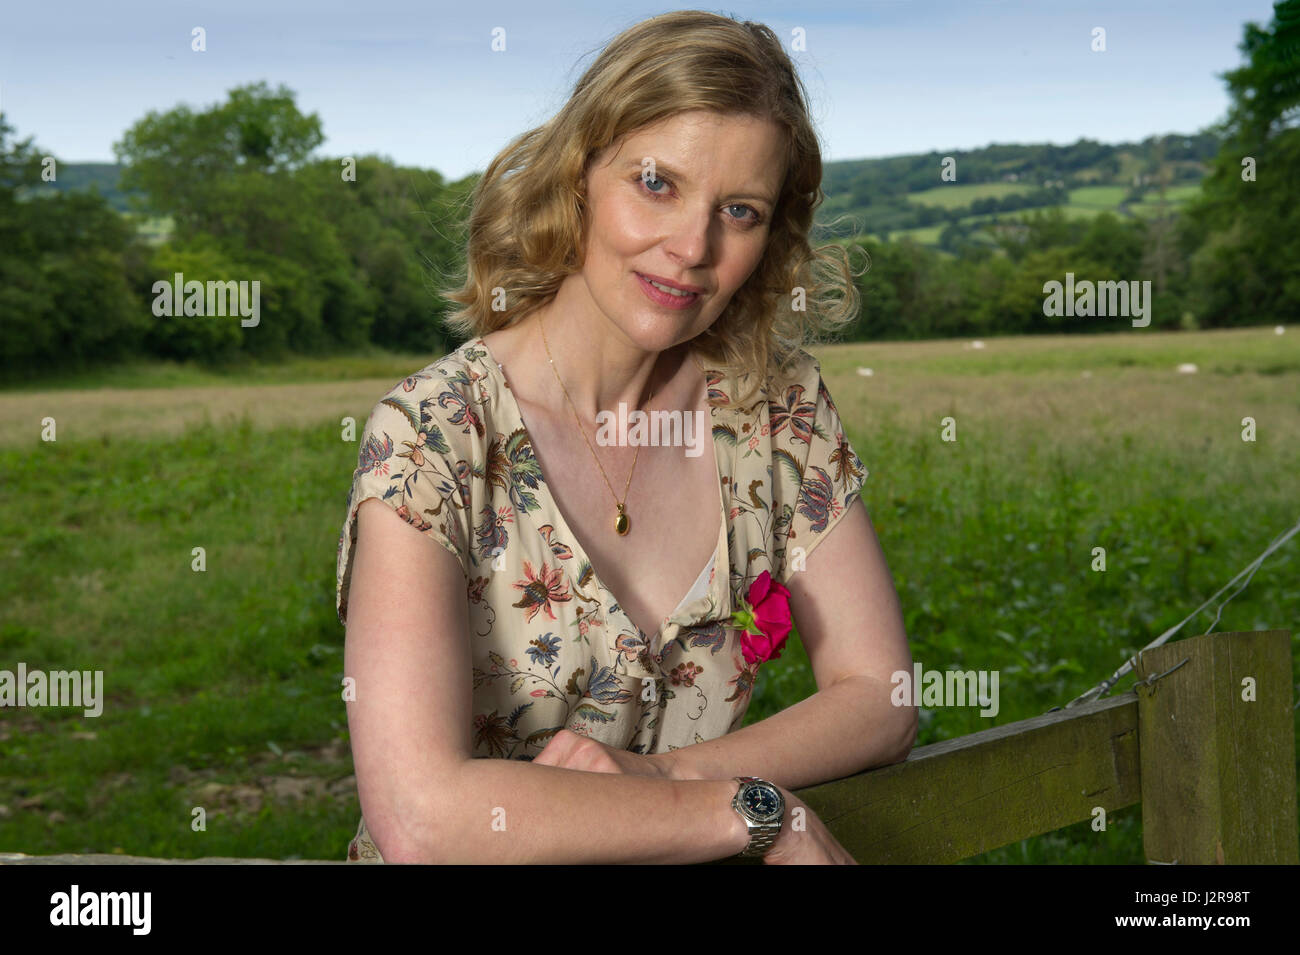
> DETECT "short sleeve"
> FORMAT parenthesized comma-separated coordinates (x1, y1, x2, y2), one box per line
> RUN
(772, 354, 868, 584)
(335, 382, 471, 626)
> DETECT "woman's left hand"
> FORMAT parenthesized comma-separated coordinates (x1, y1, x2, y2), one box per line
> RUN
(533, 729, 682, 778)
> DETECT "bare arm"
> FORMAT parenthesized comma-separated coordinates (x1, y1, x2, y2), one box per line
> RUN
(660, 498, 917, 789)
(345, 498, 750, 864)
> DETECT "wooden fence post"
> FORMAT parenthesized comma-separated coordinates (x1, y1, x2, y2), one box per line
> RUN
(1136, 629, 1298, 864)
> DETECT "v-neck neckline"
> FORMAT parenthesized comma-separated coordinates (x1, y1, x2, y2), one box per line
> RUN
(465, 335, 731, 644)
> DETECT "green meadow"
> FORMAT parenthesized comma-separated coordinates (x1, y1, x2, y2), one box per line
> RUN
(888, 182, 1202, 248)
(906, 182, 1040, 208)
(1, 326, 1296, 862)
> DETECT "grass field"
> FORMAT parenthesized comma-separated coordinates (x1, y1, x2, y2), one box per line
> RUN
(906, 182, 1040, 208)
(889, 182, 1203, 248)
(1066, 185, 1129, 209)
(889, 205, 1103, 245)
(1, 326, 1297, 862)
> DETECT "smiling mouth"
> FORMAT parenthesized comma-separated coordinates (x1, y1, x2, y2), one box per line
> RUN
(636, 272, 702, 298)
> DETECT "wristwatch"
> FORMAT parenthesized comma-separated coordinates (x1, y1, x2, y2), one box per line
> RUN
(730, 776, 785, 857)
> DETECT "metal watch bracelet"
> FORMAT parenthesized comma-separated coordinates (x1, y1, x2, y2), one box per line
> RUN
(731, 776, 785, 857)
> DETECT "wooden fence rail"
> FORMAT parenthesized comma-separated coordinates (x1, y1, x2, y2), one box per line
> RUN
(4, 629, 1295, 865)
(787, 628, 1297, 864)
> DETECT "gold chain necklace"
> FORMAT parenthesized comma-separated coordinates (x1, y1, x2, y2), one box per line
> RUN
(533, 315, 712, 537)
(538, 314, 660, 537)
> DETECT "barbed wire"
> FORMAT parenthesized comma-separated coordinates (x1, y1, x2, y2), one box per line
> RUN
(1049, 516, 1300, 713)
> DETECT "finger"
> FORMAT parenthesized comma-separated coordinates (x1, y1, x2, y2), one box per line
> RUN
(531, 740, 563, 766)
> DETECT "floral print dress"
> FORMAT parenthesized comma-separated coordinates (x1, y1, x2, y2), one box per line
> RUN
(335, 336, 868, 861)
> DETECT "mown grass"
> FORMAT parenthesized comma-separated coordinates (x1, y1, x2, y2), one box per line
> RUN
(0, 346, 441, 393)
(1, 326, 1296, 862)
(1067, 186, 1129, 208)
(906, 182, 1040, 208)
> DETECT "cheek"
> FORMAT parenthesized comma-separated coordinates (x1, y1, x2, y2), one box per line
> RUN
(720, 240, 767, 292)
(593, 196, 656, 255)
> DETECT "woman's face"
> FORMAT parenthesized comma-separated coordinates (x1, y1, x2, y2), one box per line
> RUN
(576, 110, 787, 353)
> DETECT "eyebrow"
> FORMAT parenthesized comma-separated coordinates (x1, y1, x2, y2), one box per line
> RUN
(623, 159, 777, 207)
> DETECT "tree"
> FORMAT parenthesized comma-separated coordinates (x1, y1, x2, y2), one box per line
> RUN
(1183, 0, 1300, 326)
(114, 81, 324, 238)
(114, 84, 383, 357)
(1077, 212, 1146, 276)
(0, 114, 147, 378)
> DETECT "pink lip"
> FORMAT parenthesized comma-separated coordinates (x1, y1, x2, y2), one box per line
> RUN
(636, 272, 705, 294)
(636, 272, 700, 309)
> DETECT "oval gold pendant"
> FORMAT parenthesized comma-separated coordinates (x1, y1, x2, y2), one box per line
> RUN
(615, 508, 630, 535)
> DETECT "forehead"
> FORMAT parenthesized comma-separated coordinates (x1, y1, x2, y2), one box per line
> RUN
(599, 112, 786, 189)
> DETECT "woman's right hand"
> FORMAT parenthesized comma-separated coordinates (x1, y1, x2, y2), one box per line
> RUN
(761, 787, 858, 865)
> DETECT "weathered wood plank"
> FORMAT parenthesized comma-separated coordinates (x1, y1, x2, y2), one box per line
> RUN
(794, 692, 1142, 863)
(1136, 629, 1298, 864)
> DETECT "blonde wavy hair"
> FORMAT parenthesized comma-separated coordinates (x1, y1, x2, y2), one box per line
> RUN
(438, 9, 860, 409)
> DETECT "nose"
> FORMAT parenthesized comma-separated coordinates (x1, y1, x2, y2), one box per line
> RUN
(661, 203, 714, 272)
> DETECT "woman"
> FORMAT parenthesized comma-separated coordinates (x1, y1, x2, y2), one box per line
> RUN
(335, 10, 914, 864)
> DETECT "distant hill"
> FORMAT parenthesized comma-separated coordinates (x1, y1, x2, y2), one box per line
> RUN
(20, 161, 137, 210)
(816, 131, 1218, 249)
(39, 130, 1217, 249)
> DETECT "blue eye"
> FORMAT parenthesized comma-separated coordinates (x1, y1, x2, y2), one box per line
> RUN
(726, 203, 759, 223)
(634, 173, 764, 227)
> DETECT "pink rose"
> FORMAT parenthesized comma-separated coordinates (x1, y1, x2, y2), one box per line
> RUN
(733, 570, 795, 666)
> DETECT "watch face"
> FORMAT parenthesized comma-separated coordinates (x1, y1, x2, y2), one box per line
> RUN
(742, 784, 783, 821)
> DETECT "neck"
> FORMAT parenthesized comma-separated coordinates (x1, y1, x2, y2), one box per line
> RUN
(529, 294, 691, 423)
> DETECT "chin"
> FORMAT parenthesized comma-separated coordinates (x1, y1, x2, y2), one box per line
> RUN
(617, 318, 697, 354)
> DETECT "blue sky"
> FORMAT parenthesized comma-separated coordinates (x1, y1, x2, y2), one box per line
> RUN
(0, 0, 1279, 180)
